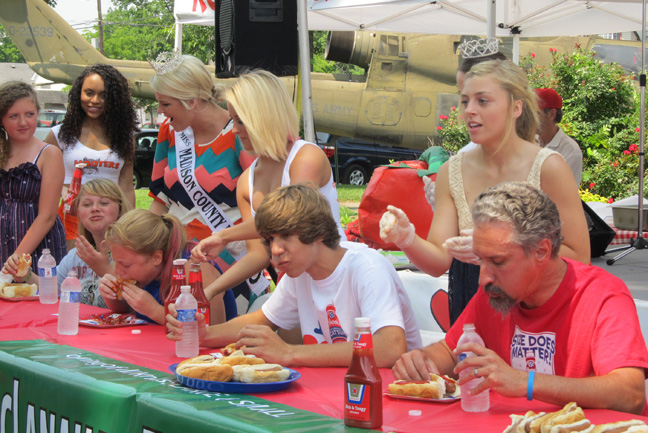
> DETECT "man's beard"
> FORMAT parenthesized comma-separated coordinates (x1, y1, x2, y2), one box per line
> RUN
(484, 284, 517, 316)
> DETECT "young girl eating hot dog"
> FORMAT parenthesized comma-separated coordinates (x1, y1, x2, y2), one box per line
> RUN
(99, 209, 224, 325)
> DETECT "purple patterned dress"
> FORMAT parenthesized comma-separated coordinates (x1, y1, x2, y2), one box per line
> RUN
(0, 146, 67, 271)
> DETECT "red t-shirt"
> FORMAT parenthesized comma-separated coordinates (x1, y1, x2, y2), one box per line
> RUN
(446, 258, 648, 413)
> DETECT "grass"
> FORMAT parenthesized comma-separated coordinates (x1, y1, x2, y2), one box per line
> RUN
(337, 184, 366, 203)
(135, 189, 153, 210)
(135, 184, 367, 226)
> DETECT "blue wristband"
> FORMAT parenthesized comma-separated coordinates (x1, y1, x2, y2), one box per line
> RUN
(527, 371, 535, 401)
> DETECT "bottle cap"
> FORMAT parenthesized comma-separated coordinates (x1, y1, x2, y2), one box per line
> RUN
(463, 323, 476, 331)
(173, 259, 188, 266)
(132, 329, 141, 335)
(42, 248, 51, 254)
(67, 270, 77, 278)
(354, 317, 371, 328)
(409, 410, 422, 417)
(180, 285, 190, 292)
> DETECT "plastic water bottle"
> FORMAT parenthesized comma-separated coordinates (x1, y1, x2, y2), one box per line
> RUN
(457, 323, 490, 412)
(175, 285, 199, 358)
(37, 248, 58, 304)
(57, 270, 82, 335)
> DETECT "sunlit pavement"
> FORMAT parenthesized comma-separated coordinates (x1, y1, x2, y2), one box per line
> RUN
(593, 250, 648, 301)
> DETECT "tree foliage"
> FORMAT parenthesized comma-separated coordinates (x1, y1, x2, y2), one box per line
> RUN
(0, 0, 57, 62)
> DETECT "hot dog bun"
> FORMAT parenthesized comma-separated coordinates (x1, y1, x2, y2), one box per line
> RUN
(176, 354, 234, 382)
(588, 420, 648, 433)
(16, 254, 32, 278)
(0, 283, 38, 298)
(114, 278, 136, 300)
(388, 373, 446, 399)
(222, 342, 238, 356)
(231, 364, 291, 383)
(220, 354, 265, 366)
(501, 403, 647, 433)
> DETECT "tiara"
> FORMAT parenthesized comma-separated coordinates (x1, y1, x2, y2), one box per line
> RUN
(149, 51, 184, 75)
(457, 38, 500, 59)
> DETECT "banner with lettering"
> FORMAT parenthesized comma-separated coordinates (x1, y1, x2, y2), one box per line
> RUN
(173, 0, 214, 26)
(0, 340, 372, 433)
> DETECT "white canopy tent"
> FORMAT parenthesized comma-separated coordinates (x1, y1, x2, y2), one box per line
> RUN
(173, 0, 646, 140)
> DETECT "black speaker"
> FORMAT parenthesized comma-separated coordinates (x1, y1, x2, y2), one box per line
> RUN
(582, 200, 616, 258)
(215, 0, 298, 78)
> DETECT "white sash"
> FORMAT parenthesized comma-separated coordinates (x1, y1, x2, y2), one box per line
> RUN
(174, 125, 269, 296)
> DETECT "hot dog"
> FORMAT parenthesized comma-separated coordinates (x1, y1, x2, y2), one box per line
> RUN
(176, 354, 234, 382)
(15, 253, 32, 278)
(0, 283, 38, 298)
(388, 373, 448, 399)
(114, 278, 136, 300)
(231, 364, 291, 383)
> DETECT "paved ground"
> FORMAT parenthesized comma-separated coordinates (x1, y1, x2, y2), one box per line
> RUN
(593, 248, 648, 300)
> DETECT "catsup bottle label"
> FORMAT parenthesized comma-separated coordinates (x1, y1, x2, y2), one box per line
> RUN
(326, 304, 348, 343)
(344, 382, 371, 422)
(353, 332, 373, 350)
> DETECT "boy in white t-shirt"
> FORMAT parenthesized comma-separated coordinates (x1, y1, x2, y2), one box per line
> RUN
(167, 183, 422, 367)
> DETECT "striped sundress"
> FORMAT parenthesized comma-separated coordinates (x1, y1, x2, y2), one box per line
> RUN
(0, 145, 67, 271)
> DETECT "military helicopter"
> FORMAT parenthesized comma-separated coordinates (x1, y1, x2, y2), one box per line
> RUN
(0, 0, 643, 149)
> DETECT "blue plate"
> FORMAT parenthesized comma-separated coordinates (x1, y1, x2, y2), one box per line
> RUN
(169, 363, 300, 393)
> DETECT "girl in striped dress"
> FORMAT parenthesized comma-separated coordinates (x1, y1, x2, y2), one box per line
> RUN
(0, 81, 66, 274)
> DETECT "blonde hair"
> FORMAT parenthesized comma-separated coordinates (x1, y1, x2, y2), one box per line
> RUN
(105, 209, 186, 297)
(225, 69, 298, 161)
(150, 55, 223, 109)
(464, 59, 539, 147)
(75, 179, 131, 246)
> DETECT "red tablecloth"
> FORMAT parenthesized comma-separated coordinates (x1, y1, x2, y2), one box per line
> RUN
(1, 299, 647, 433)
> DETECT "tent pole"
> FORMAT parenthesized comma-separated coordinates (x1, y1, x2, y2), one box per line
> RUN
(606, 0, 648, 264)
(174, 21, 183, 53)
(298, 0, 315, 143)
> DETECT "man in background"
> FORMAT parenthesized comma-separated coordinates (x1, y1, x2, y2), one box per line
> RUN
(535, 88, 583, 184)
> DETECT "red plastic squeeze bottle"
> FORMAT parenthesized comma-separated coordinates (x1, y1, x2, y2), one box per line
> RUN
(164, 258, 187, 332)
(344, 317, 382, 429)
(189, 262, 210, 326)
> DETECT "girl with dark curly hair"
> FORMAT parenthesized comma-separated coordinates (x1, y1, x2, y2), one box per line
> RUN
(0, 81, 66, 273)
(45, 64, 137, 250)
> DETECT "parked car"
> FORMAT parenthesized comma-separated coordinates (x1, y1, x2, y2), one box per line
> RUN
(133, 129, 158, 189)
(316, 133, 423, 185)
(34, 109, 66, 140)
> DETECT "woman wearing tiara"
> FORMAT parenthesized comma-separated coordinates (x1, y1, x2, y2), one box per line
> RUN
(190, 69, 345, 305)
(381, 59, 590, 324)
(45, 64, 137, 251)
(148, 53, 255, 322)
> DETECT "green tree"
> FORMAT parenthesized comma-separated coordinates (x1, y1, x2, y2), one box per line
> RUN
(85, 0, 214, 63)
(522, 45, 645, 200)
(310, 30, 364, 75)
(0, 0, 57, 62)
(88, 0, 175, 61)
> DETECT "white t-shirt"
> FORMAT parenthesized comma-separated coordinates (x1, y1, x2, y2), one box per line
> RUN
(52, 124, 124, 185)
(262, 243, 423, 351)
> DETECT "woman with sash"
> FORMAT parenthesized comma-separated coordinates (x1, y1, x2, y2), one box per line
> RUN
(148, 53, 259, 320)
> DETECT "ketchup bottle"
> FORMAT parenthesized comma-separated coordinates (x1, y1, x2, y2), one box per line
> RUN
(189, 262, 211, 326)
(164, 258, 187, 331)
(63, 163, 86, 216)
(344, 317, 382, 429)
